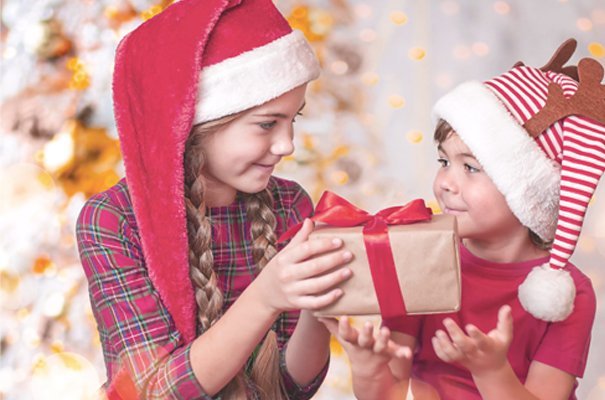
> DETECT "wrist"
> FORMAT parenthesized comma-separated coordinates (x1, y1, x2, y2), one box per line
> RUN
(243, 278, 281, 320)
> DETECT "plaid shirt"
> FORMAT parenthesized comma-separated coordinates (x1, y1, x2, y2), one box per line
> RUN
(77, 176, 326, 399)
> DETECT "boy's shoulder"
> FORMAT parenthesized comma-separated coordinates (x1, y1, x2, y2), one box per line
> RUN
(565, 261, 596, 296)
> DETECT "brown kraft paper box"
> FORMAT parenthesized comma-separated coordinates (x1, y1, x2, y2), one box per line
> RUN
(310, 213, 461, 317)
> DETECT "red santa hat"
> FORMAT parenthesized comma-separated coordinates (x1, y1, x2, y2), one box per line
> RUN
(432, 39, 605, 322)
(112, 0, 320, 344)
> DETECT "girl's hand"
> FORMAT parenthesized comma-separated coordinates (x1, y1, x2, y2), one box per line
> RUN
(320, 316, 411, 379)
(431, 305, 513, 375)
(255, 219, 353, 313)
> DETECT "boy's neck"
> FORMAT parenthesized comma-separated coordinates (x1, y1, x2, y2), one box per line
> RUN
(462, 235, 549, 264)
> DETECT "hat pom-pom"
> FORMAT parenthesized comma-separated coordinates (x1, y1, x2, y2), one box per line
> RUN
(518, 263, 575, 322)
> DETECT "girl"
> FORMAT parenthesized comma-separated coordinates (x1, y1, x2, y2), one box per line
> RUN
(323, 39, 602, 400)
(76, 0, 353, 399)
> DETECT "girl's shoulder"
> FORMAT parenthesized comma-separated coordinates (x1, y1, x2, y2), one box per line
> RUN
(266, 175, 312, 209)
(76, 178, 137, 232)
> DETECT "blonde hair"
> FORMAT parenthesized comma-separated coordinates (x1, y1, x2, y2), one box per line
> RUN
(183, 113, 287, 399)
(433, 119, 552, 251)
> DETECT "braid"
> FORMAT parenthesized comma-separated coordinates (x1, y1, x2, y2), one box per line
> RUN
(246, 190, 287, 400)
(245, 189, 278, 269)
(184, 131, 224, 332)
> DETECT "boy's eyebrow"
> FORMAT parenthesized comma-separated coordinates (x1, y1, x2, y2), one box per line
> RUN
(437, 144, 478, 160)
(253, 102, 306, 118)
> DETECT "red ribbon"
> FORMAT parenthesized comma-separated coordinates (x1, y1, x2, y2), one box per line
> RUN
(279, 191, 432, 319)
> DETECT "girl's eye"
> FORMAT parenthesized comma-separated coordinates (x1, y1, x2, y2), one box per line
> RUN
(292, 111, 303, 123)
(437, 158, 449, 167)
(259, 121, 277, 130)
(464, 163, 481, 173)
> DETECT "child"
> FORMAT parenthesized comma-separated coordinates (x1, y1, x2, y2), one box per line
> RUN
(323, 39, 603, 399)
(76, 0, 354, 399)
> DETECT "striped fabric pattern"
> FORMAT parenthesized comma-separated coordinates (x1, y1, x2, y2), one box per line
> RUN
(484, 66, 605, 270)
(77, 176, 325, 399)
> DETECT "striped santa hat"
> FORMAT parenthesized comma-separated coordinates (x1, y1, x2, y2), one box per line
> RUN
(432, 39, 605, 322)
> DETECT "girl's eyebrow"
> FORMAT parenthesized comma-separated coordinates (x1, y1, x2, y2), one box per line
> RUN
(252, 102, 306, 118)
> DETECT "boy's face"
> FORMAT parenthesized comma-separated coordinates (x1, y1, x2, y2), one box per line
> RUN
(433, 132, 525, 242)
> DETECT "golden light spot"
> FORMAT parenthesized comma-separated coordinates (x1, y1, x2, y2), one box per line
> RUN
(389, 11, 408, 25)
(32, 255, 54, 275)
(388, 95, 405, 109)
(577, 17, 593, 31)
(493, 1, 511, 15)
(588, 42, 605, 58)
(302, 133, 315, 150)
(0, 269, 20, 293)
(361, 72, 379, 85)
(330, 60, 349, 75)
(406, 130, 424, 144)
(408, 47, 426, 60)
(331, 170, 350, 185)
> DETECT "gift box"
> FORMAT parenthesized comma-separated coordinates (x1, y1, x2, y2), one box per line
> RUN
(278, 191, 461, 318)
(310, 213, 461, 317)
(311, 211, 461, 317)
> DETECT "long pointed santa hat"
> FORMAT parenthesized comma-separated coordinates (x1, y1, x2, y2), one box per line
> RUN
(113, 0, 320, 344)
(433, 39, 605, 322)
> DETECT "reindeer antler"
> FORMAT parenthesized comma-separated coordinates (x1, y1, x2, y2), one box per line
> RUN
(523, 58, 605, 137)
(513, 38, 579, 80)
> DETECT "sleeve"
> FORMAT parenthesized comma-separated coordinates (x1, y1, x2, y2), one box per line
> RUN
(76, 196, 211, 399)
(273, 183, 328, 398)
(532, 271, 597, 377)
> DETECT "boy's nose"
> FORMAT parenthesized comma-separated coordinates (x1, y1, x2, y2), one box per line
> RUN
(438, 173, 458, 193)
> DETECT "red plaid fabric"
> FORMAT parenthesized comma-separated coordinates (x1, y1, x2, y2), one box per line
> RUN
(77, 176, 325, 399)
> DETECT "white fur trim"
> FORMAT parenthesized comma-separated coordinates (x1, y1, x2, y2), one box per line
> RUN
(194, 30, 320, 124)
(517, 263, 575, 321)
(432, 81, 560, 241)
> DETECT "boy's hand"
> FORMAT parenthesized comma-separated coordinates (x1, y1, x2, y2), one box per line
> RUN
(431, 304, 513, 375)
(320, 316, 411, 378)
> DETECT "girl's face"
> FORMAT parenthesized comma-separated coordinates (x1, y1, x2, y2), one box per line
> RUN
(433, 132, 526, 244)
(201, 84, 307, 206)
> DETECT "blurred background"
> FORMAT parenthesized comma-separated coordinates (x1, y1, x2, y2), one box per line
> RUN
(1, 0, 604, 399)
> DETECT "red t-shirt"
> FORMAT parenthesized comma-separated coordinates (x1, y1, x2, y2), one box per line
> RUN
(384, 244, 596, 400)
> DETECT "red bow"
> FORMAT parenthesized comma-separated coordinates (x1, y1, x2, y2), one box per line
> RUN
(279, 191, 432, 319)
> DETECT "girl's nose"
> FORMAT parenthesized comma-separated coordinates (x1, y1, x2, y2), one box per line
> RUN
(271, 129, 294, 156)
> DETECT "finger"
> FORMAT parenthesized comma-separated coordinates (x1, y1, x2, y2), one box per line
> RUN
(282, 238, 347, 269)
(358, 321, 375, 348)
(338, 316, 359, 343)
(465, 324, 490, 352)
(295, 266, 352, 295)
(432, 336, 451, 362)
(496, 304, 513, 342)
(443, 318, 475, 354)
(286, 218, 315, 246)
(434, 329, 460, 360)
(373, 327, 389, 353)
(296, 289, 343, 310)
(388, 341, 412, 359)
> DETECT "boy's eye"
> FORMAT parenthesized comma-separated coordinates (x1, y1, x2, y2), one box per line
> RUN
(464, 163, 481, 173)
(437, 158, 449, 167)
(292, 111, 303, 123)
(259, 121, 277, 130)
